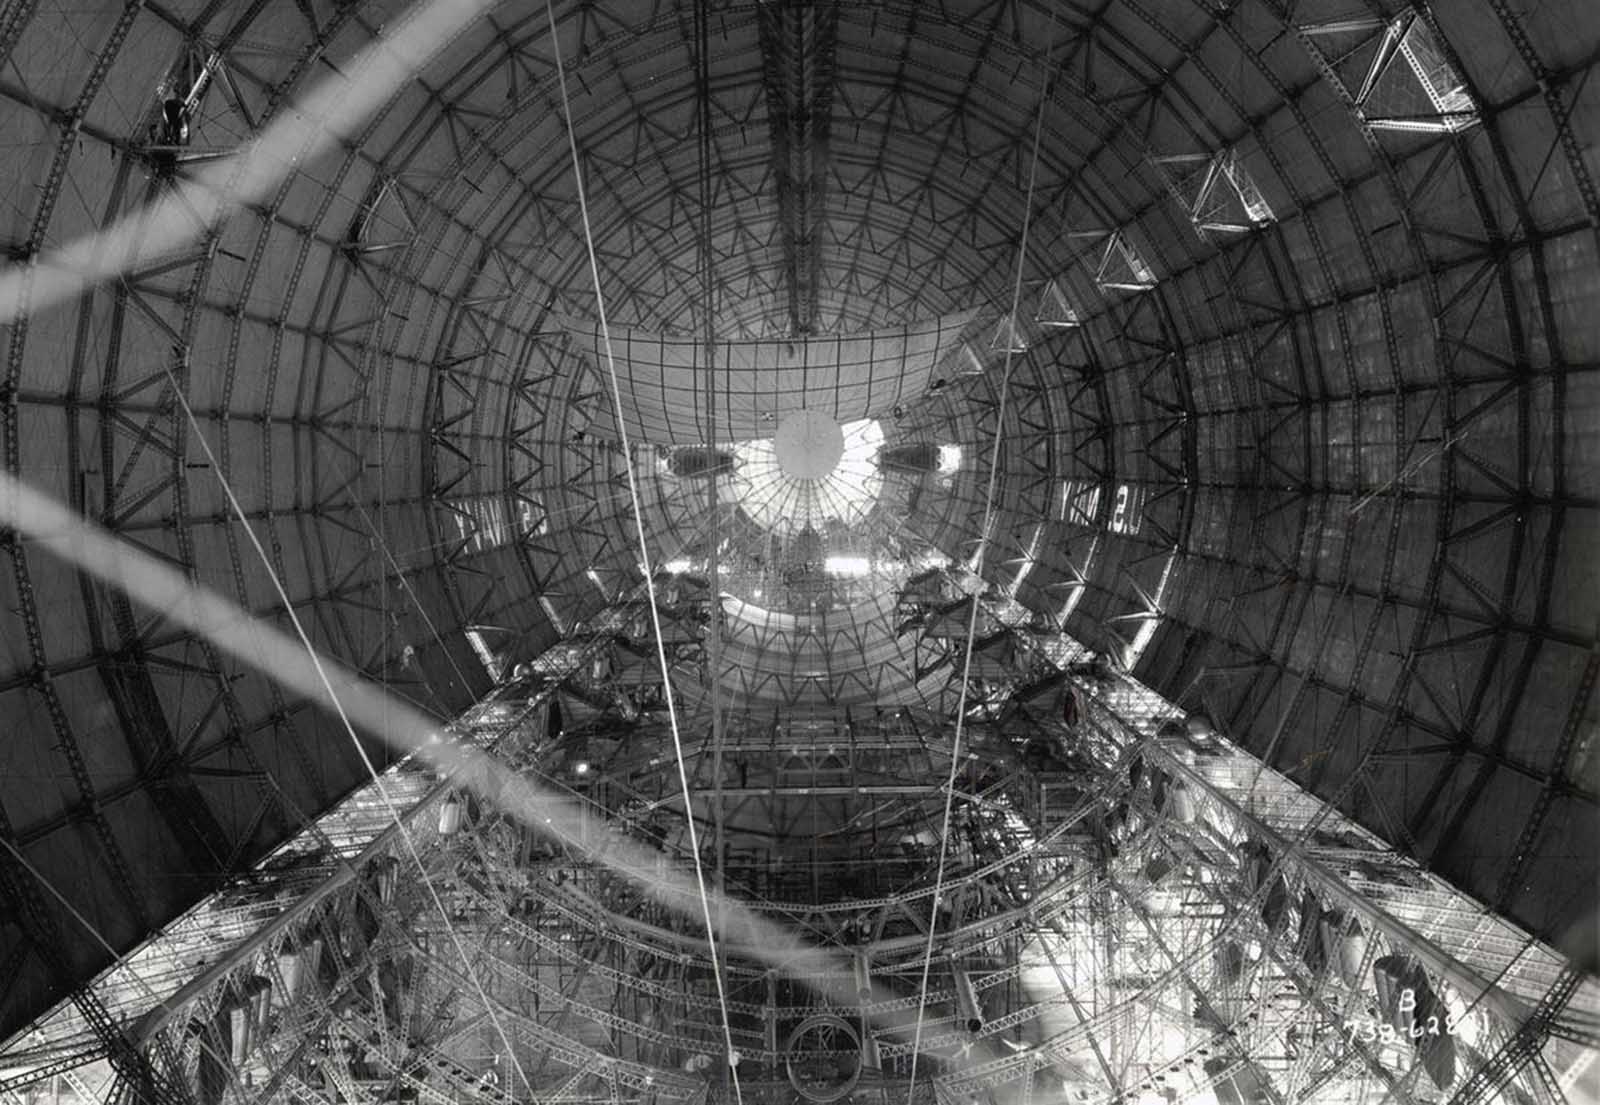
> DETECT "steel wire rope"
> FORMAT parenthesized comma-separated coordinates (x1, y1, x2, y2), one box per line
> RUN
(154, 357, 537, 1103)
(368, 484, 649, 565)
(0, 834, 288, 1105)
(903, 19, 1056, 1105)
(517, 756, 841, 947)
(2, 8, 547, 1078)
(1053, 674, 1553, 1096)
(67, 622, 619, 1073)
(538, 0, 746, 1096)
(0, 468, 1105, 1104)
(691, 0, 736, 1034)
(340, 480, 476, 693)
(360, 392, 473, 1105)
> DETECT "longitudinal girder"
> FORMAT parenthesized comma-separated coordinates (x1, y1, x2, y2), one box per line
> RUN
(757, 0, 840, 337)
(0, 1, 1595, 1104)
(4, 575, 1593, 1105)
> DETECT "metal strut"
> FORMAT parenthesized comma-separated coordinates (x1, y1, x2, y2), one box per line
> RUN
(0, 829, 191, 1105)
(1447, 966, 1584, 1105)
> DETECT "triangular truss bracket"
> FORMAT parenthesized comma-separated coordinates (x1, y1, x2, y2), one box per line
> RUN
(988, 312, 1029, 354)
(1151, 148, 1275, 237)
(1095, 231, 1158, 292)
(1303, 13, 1478, 134)
(1034, 278, 1081, 329)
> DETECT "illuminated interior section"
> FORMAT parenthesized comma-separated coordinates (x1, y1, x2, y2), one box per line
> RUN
(727, 418, 885, 535)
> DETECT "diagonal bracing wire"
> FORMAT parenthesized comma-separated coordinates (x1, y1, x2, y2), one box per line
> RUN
(539, 0, 746, 1098)
(694, 0, 737, 1032)
(0, 466, 977, 1043)
(0, 835, 268, 1105)
(903, 20, 1057, 1105)
(0, 5, 549, 1078)
(0, 0, 497, 326)
(341, 478, 477, 692)
(155, 355, 539, 1103)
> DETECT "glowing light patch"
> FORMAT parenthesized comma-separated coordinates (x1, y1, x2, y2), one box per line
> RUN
(465, 628, 501, 680)
(824, 556, 872, 576)
(729, 418, 884, 534)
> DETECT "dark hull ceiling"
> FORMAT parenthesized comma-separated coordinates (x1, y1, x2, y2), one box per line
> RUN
(0, 0, 1596, 1046)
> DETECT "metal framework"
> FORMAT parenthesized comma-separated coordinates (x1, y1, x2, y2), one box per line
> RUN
(4, 578, 1593, 1105)
(0, 0, 1595, 1103)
